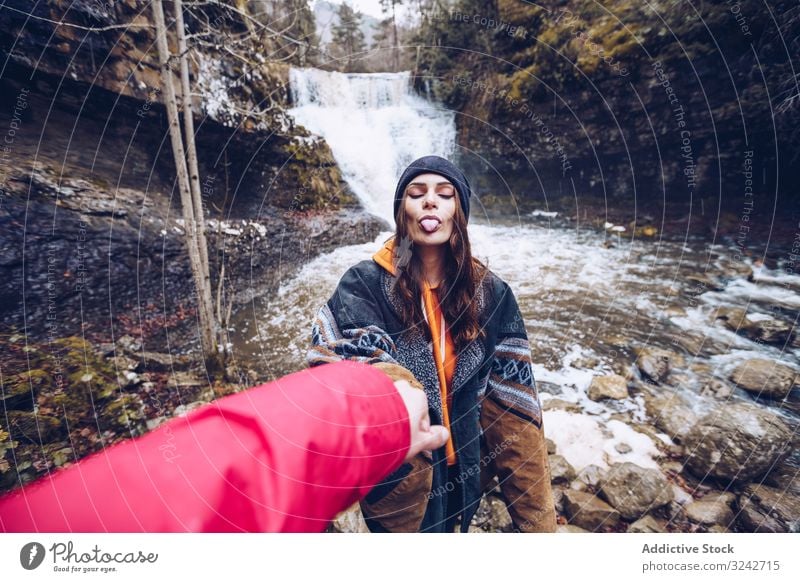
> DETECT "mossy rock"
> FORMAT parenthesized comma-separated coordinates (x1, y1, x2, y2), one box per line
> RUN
(99, 394, 147, 435)
(0, 369, 48, 410)
(5, 410, 65, 442)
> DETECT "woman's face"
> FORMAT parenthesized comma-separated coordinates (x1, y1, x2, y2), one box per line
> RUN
(403, 172, 457, 247)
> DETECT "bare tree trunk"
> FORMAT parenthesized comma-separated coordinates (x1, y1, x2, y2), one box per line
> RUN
(151, 0, 218, 366)
(392, 3, 399, 72)
(174, 0, 212, 303)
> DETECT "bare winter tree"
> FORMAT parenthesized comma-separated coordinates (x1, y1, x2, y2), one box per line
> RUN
(151, 0, 221, 371)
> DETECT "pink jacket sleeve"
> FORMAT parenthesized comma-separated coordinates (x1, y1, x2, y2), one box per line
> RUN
(0, 360, 409, 532)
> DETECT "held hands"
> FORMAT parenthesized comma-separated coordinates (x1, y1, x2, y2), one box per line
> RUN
(393, 379, 449, 462)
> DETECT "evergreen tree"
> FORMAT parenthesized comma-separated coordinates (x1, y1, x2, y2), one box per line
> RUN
(379, 0, 404, 71)
(332, 2, 367, 72)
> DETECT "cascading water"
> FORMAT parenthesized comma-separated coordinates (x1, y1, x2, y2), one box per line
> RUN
(287, 68, 457, 222)
(234, 67, 799, 500)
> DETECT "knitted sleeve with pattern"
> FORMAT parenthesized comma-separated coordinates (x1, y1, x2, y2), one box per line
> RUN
(480, 280, 556, 533)
(307, 266, 402, 367)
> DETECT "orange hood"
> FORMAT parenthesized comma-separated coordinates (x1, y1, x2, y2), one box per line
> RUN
(372, 237, 398, 276)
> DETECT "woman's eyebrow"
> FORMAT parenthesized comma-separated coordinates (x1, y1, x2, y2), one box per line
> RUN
(408, 181, 454, 186)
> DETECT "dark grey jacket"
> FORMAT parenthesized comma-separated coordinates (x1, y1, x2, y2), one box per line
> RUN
(307, 258, 553, 532)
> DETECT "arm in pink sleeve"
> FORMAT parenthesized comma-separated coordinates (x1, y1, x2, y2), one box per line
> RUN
(0, 360, 409, 532)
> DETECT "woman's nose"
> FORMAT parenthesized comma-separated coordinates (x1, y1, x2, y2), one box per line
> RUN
(422, 190, 437, 207)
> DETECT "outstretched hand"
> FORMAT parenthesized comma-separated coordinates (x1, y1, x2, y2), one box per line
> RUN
(393, 379, 449, 462)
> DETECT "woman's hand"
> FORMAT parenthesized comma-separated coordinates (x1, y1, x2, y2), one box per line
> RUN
(394, 379, 449, 462)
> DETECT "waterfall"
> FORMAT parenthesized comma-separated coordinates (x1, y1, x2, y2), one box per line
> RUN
(288, 67, 457, 223)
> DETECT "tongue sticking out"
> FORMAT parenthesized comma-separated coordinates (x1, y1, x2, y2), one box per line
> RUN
(420, 219, 440, 233)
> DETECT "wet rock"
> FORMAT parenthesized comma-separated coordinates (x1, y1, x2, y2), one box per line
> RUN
(627, 515, 665, 533)
(683, 500, 735, 527)
(715, 308, 794, 344)
(683, 402, 792, 483)
(736, 484, 800, 532)
(718, 263, 754, 281)
(666, 332, 707, 357)
(642, 390, 698, 443)
(471, 495, 513, 532)
(577, 464, 606, 488)
(663, 306, 687, 318)
(685, 273, 724, 292)
(599, 462, 673, 520)
(588, 374, 629, 401)
(545, 438, 557, 454)
(549, 455, 577, 484)
(562, 489, 621, 531)
(699, 378, 734, 399)
(729, 358, 798, 399)
(634, 346, 675, 384)
(615, 442, 633, 454)
(744, 316, 794, 344)
(713, 306, 748, 330)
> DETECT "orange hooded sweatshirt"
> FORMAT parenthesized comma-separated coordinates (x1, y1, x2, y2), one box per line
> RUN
(373, 237, 458, 465)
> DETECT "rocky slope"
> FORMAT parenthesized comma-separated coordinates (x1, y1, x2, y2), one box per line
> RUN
(0, 0, 385, 349)
(415, 0, 800, 228)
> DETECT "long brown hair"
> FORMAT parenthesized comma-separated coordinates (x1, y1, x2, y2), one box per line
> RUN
(391, 188, 490, 350)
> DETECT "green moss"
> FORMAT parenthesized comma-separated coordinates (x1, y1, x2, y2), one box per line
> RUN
(99, 394, 146, 435)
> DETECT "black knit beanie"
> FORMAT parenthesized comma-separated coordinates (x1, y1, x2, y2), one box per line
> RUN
(393, 155, 471, 223)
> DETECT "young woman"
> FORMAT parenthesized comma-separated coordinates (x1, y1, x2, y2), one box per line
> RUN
(308, 155, 556, 533)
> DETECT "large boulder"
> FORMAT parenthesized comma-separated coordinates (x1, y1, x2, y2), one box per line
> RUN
(562, 490, 621, 531)
(634, 347, 676, 384)
(736, 484, 800, 532)
(642, 389, 698, 443)
(598, 462, 673, 520)
(683, 403, 792, 483)
(729, 358, 799, 399)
